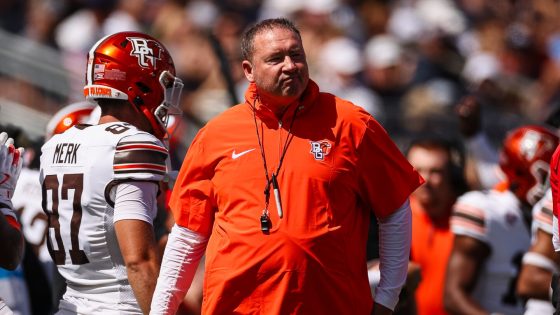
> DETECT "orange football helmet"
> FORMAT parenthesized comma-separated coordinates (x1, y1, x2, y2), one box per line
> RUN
(83, 31, 183, 140)
(45, 101, 99, 139)
(499, 125, 559, 205)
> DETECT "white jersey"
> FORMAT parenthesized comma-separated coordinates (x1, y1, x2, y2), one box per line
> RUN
(531, 189, 554, 237)
(451, 189, 531, 315)
(524, 189, 555, 315)
(40, 122, 167, 314)
(12, 167, 52, 264)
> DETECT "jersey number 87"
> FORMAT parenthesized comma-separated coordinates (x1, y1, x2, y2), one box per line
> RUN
(42, 173, 89, 265)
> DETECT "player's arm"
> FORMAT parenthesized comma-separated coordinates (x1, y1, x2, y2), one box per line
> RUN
(0, 132, 24, 270)
(517, 228, 558, 300)
(0, 211, 23, 270)
(114, 181, 161, 314)
(444, 235, 490, 315)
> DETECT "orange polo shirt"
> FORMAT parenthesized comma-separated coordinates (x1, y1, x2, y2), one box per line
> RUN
(170, 80, 423, 314)
(410, 196, 453, 315)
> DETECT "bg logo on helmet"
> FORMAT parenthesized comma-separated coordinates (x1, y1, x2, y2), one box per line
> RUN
(127, 37, 163, 69)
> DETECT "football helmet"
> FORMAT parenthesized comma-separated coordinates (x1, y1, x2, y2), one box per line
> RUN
(45, 101, 99, 139)
(83, 31, 183, 140)
(499, 125, 559, 205)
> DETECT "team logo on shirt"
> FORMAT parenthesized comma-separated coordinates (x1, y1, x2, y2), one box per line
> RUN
(310, 140, 332, 160)
(127, 37, 163, 69)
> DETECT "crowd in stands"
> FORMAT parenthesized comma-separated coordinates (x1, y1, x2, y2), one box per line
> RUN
(2, 0, 560, 151)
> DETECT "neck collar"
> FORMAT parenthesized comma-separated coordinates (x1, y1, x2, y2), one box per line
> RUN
(245, 80, 319, 125)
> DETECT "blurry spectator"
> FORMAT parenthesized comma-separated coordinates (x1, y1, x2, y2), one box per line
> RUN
(54, 0, 143, 53)
(23, 0, 62, 47)
(0, 0, 25, 33)
(363, 34, 416, 137)
(315, 36, 384, 121)
(407, 136, 468, 315)
(54, 0, 145, 98)
(455, 95, 502, 190)
(445, 125, 558, 315)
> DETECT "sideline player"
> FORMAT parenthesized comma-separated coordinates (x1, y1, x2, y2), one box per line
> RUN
(40, 31, 182, 314)
(445, 125, 559, 315)
(517, 189, 558, 314)
(0, 131, 25, 313)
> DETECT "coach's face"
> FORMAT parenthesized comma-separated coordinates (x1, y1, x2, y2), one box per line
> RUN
(242, 27, 309, 106)
(408, 146, 456, 220)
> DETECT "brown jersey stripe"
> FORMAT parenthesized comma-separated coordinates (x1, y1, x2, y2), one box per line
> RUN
(114, 163, 166, 172)
(451, 217, 486, 234)
(542, 206, 554, 218)
(114, 147, 167, 166)
(114, 168, 166, 175)
(117, 141, 168, 154)
(451, 211, 485, 227)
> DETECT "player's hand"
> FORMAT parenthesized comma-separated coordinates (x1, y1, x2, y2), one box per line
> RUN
(456, 95, 481, 138)
(0, 132, 24, 201)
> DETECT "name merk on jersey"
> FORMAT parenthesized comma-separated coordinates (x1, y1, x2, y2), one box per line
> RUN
(52, 142, 81, 164)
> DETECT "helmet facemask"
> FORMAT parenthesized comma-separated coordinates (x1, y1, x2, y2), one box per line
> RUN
(153, 70, 184, 141)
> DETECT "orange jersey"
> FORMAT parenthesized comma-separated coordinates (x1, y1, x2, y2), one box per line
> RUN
(170, 80, 423, 314)
(410, 197, 453, 315)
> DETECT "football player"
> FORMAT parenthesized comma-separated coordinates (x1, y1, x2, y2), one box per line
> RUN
(0, 131, 25, 313)
(39, 31, 182, 314)
(14, 101, 98, 277)
(1, 102, 99, 314)
(445, 125, 559, 315)
(517, 189, 558, 314)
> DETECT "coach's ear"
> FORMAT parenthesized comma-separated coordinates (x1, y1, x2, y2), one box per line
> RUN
(242, 60, 255, 83)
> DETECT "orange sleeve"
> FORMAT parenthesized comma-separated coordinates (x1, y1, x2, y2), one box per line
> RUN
(169, 128, 216, 237)
(356, 117, 424, 219)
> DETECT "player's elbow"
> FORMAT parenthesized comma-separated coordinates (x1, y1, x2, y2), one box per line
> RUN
(123, 249, 159, 275)
(124, 253, 157, 272)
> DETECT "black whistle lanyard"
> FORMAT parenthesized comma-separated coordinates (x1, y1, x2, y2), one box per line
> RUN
(251, 99, 299, 233)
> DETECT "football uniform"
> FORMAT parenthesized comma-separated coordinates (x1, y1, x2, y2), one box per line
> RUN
(532, 189, 554, 237)
(451, 189, 531, 315)
(12, 167, 53, 267)
(524, 189, 555, 315)
(0, 206, 31, 315)
(40, 122, 167, 314)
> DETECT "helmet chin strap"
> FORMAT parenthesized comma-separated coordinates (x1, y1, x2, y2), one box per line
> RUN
(138, 104, 166, 140)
